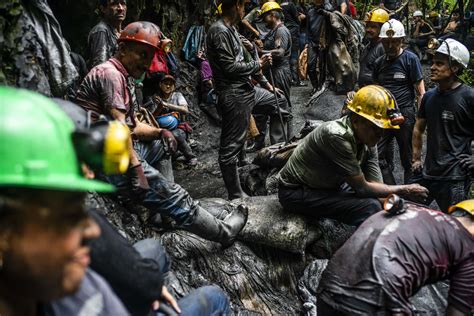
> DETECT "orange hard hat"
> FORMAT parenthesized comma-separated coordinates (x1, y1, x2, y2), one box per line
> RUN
(118, 21, 161, 50)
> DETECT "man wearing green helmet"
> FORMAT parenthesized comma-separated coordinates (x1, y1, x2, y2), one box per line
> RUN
(0, 86, 128, 314)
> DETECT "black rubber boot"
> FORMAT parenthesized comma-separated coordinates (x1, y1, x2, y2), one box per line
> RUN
(186, 205, 248, 248)
(220, 163, 249, 200)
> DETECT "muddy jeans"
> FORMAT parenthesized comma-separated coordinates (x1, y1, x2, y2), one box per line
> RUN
(278, 184, 381, 226)
(378, 108, 415, 184)
(252, 86, 290, 145)
(172, 128, 195, 160)
(412, 176, 471, 213)
(216, 85, 255, 166)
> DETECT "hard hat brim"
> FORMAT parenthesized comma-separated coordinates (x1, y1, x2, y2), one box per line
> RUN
(0, 175, 116, 193)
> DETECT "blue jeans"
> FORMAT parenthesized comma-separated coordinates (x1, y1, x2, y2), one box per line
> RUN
(161, 285, 230, 316)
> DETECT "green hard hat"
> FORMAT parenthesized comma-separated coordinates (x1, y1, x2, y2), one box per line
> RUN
(0, 86, 114, 192)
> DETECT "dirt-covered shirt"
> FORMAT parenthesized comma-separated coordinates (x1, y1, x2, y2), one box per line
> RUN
(278, 116, 382, 189)
(359, 40, 384, 87)
(318, 205, 474, 315)
(418, 84, 474, 180)
(87, 21, 119, 68)
(75, 58, 136, 127)
(263, 24, 291, 67)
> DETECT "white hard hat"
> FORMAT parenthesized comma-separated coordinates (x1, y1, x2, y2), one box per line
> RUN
(379, 19, 406, 38)
(436, 38, 470, 68)
(413, 10, 423, 17)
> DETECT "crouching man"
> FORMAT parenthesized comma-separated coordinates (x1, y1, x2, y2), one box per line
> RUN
(317, 198, 474, 315)
(278, 85, 428, 227)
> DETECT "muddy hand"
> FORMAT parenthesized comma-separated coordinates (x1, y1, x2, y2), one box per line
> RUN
(411, 159, 423, 173)
(161, 129, 178, 153)
(459, 154, 474, 175)
(260, 54, 272, 69)
(404, 183, 429, 203)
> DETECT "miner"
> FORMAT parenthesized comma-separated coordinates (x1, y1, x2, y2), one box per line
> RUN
(206, 0, 272, 199)
(278, 85, 428, 227)
(87, 0, 127, 68)
(317, 199, 474, 315)
(76, 21, 248, 247)
(412, 39, 474, 212)
(373, 19, 425, 184)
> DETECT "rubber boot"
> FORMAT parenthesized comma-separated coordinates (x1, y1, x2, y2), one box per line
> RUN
(238, 146, 250, 167)
(220, 163, 248, 200)
(186, 205, 248, 248)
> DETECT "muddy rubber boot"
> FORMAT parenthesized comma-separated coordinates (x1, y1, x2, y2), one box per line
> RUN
(269, 115, 286, 144)
(220, 163, 248, 200)
(186, 205, 249, 248)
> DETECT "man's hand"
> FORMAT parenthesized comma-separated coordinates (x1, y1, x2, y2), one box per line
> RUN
(267, 84, 284, 96)
(152, 286, 181, 314)
(459, 154, 474, 175)
(260, 53, 272, 69)
(255, 39, 264, 49)
(160, 129, 178, 153)
(241, 37, 254, 52)
(411, 159, 423, 173)
(400, 183, 429, 203)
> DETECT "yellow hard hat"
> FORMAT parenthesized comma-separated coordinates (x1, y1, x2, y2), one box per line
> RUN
(365, 8, 390, 24)
(448, 200, 474, 216)
(259, 1, 282, 15)
(429, 11, 439, 18)
(347, 85, 401, 129)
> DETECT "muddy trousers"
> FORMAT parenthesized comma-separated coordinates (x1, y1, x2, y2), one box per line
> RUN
(172, 128, 195, 160)
(278, 184, 381, 226)
(252, 86, 290, 146)
(412, 176, 471, 213)
(216, 85, 255, 199)
(377, 121, 414, 184)
(264, 63, 293, 139)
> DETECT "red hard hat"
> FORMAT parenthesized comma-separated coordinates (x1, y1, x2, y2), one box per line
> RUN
(118, 21, 161, 50)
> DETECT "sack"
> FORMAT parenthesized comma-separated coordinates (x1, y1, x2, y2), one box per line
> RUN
(149, 50, 169, 75)
(166, 52, 180, 77)
(298, 47, 308, 80)
(182, 25, 205, 64)
(247, 115, 260, 140)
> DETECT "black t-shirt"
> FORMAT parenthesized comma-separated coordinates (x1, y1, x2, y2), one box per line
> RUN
(373, 50, 423, 109)
(318, 206, 474, 315)
(281, 2, 301, 36)
(359, 40, 385, 87)
(418, 84, 474, 180)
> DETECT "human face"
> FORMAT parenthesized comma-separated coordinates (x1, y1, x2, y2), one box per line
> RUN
(381, 37, 404, 59)
(236, 0, 249, 21)
(160, 79, 175, 95)
(101, 0, 127, 23)
(452, 12, 460, 21)
(353, 116, 384, 147)
(430, 53, 458, 82)
(414, 16, 421, 23)
(0, 191, 100, 301)
(365, 22, 382, 40)
(121, 43, 156, 79)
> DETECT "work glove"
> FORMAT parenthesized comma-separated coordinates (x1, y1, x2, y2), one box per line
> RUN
(178, 122, 193, 134)
(161, 129, 178, 154)
(126, 164, 150, 201)
(459, 154, 474, 176)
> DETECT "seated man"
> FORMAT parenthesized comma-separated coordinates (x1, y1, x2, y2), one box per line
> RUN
(75, 21, 247, 247)
(410, 10, 435, 58)
(277, 85, 428, 227)
(441, 9, 461, 40)
(317, 198, 474, 315)
(147, 75, 198, 166)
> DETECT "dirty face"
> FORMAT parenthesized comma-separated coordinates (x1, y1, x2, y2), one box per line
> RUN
(381, 37, 404, 59)
(365, 22, 382, 40)
(0, 191, 100, 300)
(101, 0, 127, 23)
(236, 0, 249, 21)
(430, 53, 459, 82)
(353, 115, 384, 147)
(413, 16, 422, 23)
(160, 79, 176, 95)
(452, 12, 460, 21)
(120, 42, 156, 79)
